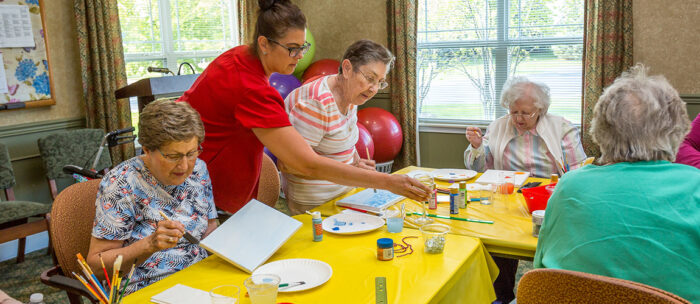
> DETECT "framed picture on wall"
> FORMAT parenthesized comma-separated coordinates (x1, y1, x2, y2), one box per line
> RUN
(0, 0, 55, 111)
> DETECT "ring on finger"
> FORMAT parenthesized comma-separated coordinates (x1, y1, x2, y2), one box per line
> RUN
(170, 237, 176, 243)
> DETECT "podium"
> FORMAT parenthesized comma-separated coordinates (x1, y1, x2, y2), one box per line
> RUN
(115, 74, 200, 112)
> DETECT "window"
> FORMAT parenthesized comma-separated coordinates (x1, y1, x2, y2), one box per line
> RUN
(118, 0, 238, 129)
(417, 0, 584, 126)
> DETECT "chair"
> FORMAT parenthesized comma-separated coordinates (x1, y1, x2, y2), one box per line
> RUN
(256, 153, 280, 208)
(516, 268, 691, 304)
(37, 129, 112, 199)
(0, 142, 50, 263)
(40, 179, 101, 304)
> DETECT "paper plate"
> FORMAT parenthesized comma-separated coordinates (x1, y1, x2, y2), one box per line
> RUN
(431, 169, 477, 181)
(322, 212, 385, 235)
(253, 259, 332, 292)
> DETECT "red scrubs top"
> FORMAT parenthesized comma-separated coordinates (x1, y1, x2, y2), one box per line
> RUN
(179, 45, 290, 213)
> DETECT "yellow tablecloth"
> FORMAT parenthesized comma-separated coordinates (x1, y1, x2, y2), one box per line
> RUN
(312, 166, 551, 259)
(122, 214, 498, 304)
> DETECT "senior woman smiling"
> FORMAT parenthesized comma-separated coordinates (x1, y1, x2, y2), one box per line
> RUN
(534, 65, 699, 303)
(86, 100, 218, 295)
(281, 40, 393, 215)
(464, 77, 587, 178)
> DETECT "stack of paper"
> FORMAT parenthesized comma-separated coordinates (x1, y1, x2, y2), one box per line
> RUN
(474, 170, 530, 187)
(151, 284, 211, 304)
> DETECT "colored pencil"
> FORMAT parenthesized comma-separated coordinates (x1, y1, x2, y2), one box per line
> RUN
(73, 272, 107, 304)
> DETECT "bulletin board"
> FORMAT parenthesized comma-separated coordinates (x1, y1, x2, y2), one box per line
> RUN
(0, 0, 55, 111)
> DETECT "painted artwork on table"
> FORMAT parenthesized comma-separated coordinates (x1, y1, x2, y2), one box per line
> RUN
(336, 189, 404, 212)
(0, 0, 54, 110)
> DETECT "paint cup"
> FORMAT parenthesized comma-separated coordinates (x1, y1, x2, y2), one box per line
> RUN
(421, 223, 450, 254)
(532, 210, 545, 237)
(386, 216, 404, 233)
(209, 285, 240, 304)
(244, 274, 280, 304)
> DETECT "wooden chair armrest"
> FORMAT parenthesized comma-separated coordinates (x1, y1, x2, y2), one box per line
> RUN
(40, 266, 99, 303)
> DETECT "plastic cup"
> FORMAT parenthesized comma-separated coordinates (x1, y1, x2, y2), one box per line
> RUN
(532, 210, 545, 238)
(209, 285, 240, 304)
(386, 216, 404, 233)
(420, 223, 450, 254)
(244, 274, 280, 304)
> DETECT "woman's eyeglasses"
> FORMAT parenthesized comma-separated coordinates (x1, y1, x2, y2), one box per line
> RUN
(158, 145, 203, 163)
(508, 112, 537, 120)
(267, 38, 311, 57)
(358, 69, 389, 90)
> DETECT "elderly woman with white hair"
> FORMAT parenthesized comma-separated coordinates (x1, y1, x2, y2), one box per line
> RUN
(464, 77, 587, 178)
(534, 65, 700, 303)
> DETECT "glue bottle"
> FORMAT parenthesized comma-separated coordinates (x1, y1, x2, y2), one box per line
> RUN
(310, 211, 323, 241)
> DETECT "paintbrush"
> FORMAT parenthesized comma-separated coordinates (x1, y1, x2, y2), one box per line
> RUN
(365, 146, 377, 193)
(158, 210, 199, 244)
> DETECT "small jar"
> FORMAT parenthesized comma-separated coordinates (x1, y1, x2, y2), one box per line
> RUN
(532, 210, 545, 237)
(377, 238, 394, 261)
(550, 174, 559, 183)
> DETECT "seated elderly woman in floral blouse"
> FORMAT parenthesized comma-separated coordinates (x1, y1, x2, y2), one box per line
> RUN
(86, 100, 218, 295)
(464, 77, 587, 178)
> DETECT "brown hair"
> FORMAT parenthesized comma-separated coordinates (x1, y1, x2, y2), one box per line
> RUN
(338, 40, 395, 74)
(138, 99, 205, 151)
(251, 0, 306, 55)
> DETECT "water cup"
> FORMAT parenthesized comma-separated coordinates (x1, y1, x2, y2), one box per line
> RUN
(532, 210, 545, 237)
(386, 216, 404, 233)
(244, 274, 280, 304)
(209, 285, 240, 304)
(420, 223, 450, 254)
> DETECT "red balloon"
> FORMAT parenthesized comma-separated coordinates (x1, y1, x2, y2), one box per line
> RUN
(357, 107, 403, 163)
(355, 122, 374, 160)
(301, 59, 340, 83)
(302, 74, 324, 85)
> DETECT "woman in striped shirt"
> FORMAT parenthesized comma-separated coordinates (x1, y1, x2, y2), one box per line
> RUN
(281, 40, 394, 215)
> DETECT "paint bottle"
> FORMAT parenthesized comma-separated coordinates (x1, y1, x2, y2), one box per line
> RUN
(458, 181, 467, 209)
(449, 188, 459, 214)
(377, 238, 394, 261)
(310, 211, 323, 242)
(550, 173, 559, 183)
(429, 184, 438, 210)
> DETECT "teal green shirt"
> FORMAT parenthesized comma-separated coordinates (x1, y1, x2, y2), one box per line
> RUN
(534, 161, 700, 303)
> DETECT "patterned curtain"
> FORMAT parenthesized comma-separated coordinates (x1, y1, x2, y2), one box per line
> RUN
(581, 0, 633, 158)
(74, 0, 133, 164)
(387, 0, 419, 169)
(238, 0, 257, 45)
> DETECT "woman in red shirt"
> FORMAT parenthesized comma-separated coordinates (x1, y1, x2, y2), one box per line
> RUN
(180, 0, 429, 213)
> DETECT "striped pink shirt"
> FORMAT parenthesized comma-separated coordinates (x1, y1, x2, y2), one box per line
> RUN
(282, 76, 357, 205)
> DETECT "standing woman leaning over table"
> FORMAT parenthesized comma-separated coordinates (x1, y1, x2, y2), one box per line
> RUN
(179, 0, 430, 214)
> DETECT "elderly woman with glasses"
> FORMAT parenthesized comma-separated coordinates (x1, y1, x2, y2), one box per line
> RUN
(180, 0, 429, 214)
(464, 76, 587, 178)
(280, 39, 393, 215)
(464, 76, 587, 303)
(87, 100, 218, 295)
(534, 65, 699, 303)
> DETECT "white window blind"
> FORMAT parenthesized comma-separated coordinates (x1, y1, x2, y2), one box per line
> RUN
(417, 0, 584, 125)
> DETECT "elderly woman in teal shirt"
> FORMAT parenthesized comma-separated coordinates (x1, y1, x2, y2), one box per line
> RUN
(534, 65, 699, 303)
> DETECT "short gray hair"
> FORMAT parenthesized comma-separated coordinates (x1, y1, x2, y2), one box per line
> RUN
(500, 77, 551, 114)
(591, 64, 690, 164)
(338, 39, 395, 74)
(138, 99, 205, 151)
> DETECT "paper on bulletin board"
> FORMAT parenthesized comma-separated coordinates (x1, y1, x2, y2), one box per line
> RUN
(0, 5, 36, 48)
(0, 53, 8, 94)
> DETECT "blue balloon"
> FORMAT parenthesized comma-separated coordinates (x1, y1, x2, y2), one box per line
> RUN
(269, 73, 302, 100)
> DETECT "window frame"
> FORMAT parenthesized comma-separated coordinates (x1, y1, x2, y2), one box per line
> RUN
(121, 0, 239, 75)
(416, 0, 583, 131)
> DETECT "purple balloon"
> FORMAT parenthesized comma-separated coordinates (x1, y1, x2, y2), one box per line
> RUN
(263, 147, 278, 166)
(269, 73, 302, 100)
